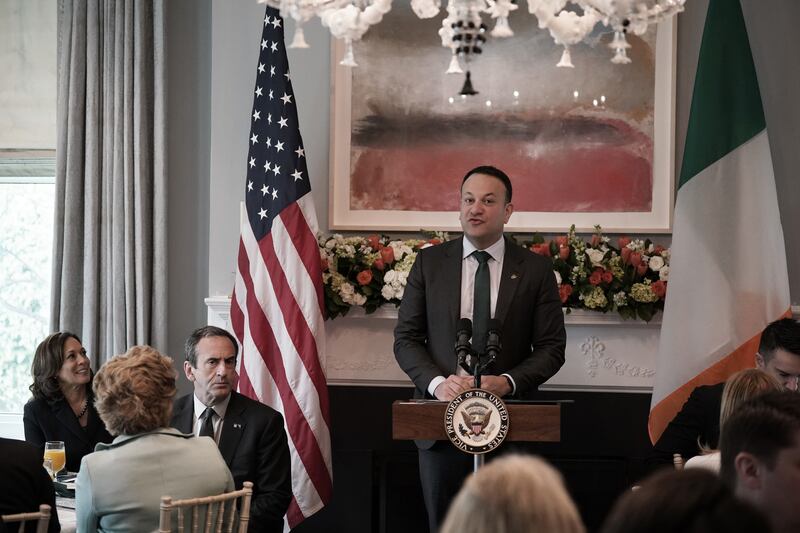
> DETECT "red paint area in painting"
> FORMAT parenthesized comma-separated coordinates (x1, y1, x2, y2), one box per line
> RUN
(349, 118, 653, 213)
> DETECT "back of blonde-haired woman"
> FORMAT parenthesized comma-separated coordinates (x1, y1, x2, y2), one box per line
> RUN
(685, 368, 782, 473)
(441, 454, 585, 533)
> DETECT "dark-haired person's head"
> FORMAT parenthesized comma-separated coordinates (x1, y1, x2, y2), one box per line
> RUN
(29, 331, 91, 401)
(184, 325, 239, 406)
(601, 469, 770, 533)
(756, 318, 800, 391)
(720, 390, 800, 533)
(459, 166, 514, 250)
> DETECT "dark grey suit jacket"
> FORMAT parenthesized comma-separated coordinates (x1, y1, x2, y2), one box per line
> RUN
(394, 236, 567, 401)
(171, 391, 292, 533)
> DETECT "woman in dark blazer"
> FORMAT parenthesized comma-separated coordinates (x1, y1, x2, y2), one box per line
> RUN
(23, 331, 112, 473)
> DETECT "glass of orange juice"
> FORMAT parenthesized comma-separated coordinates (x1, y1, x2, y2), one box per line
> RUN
(44, 441, 66, 480)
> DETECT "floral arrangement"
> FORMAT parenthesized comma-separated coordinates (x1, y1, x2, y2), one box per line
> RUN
(319, 232, 446, 319)
(523, 225, 670, 322)
(319, 226, 669, 322)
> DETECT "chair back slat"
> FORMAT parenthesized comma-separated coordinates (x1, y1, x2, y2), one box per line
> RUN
(159, 482, 254, 533)
(1, 504, 51, 533)
(177, 506, 185, 533)
(223, 499, 235, 533)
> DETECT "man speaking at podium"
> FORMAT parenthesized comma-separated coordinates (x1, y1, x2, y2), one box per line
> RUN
(394, 165, 567, 531)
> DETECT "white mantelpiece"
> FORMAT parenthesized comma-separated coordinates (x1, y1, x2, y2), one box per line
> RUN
(205, 296, 679, 393)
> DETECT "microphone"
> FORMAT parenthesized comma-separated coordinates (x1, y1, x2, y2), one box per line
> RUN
(484, 319, 502, 363)
(455, 318, 473, 373)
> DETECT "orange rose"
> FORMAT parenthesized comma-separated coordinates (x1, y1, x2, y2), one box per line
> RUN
(621, 247, 632, 264)
(652, 280, 667, 298)
(618, 236, 631, 249)
(589, 270, 603, 286)
(555, 236, 568, 247)
(531, 243, 552, 257)
(367, 234, 381, 250)
(636, 262, 648, 276)
(380, 246, 395, 264)
(559, 284, 573, 304)
(373, 258, 385, 271)
(356, 270, 373, 286)
(602, 270, 613, 284)
(629, 251, 642, 267)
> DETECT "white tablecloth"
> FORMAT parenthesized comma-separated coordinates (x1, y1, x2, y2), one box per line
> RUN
(56, 497, 76, 533)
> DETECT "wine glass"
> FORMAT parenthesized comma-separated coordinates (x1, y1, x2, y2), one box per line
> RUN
(44, 441, 66, 480)
(43, 458, 54, 480)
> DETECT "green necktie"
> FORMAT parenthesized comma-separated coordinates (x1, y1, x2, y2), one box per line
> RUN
(472, 250, 491, 354)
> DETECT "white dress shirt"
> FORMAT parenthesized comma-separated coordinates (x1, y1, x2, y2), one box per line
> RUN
(192, 393, 231, 443)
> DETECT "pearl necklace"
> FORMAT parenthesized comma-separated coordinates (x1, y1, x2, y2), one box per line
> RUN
(75, 399, 89, 419)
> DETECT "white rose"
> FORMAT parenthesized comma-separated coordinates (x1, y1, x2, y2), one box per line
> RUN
(339, 283, 355, 297)
(659, 266, 670, 281)
(381, 285, 396, 300)
(585, 248, 605, 267)
(383, 270, 398, 284)
(648, 256, 665, 272)
(554, 271, 562, 285)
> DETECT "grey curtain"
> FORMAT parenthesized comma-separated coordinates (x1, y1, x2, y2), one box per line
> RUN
(51, 0, 167, 364)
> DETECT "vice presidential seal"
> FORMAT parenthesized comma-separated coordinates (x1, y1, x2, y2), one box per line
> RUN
(444, 389, 509, 454)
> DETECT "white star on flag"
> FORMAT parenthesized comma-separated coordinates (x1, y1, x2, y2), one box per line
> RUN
(295, 146, 304, 158)
(291, 169, 303, 181)
(253, 110, 260, 121)
(271, 188, 278, 200)
(249, 157, 256, 168)
(278, 117, 288, 128)
(261, 184, 269, 196)
(272, 164, 281, 176)
(257, 207, 267, 219)
(250, 134, 258, 144)
(281, 93, 292, 105)
(275, 141, 284, 152)
(255, 86, 263, 97)
(247, 180, 253, 191)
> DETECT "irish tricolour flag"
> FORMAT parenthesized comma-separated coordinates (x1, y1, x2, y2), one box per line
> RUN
(649, 0, 791, 442)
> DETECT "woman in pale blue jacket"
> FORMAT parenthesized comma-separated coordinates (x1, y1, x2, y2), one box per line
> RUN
(75, 346, 234, 533)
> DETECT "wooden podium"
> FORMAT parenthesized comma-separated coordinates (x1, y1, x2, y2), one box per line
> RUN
(392, 399, 562, 443)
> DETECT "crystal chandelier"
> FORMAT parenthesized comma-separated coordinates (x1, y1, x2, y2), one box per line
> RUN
(259, 0, 686, 69)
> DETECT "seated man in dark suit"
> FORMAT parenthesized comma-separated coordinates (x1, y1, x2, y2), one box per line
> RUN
(0, 437, 60, 533)
(648, 317, 800, 466)
(171, 326, 292, 533)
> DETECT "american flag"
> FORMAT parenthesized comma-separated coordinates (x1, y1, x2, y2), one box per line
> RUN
(230, 6, 332, 528)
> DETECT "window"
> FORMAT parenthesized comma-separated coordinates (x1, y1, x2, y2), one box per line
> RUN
(0, 155, 55, 413)
(0, 1, 57, 424)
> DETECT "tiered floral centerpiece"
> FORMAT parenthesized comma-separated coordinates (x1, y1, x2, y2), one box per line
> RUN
(319, 226, 669, 322)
